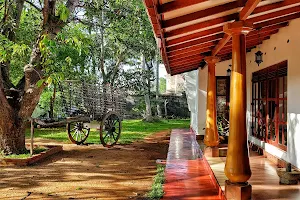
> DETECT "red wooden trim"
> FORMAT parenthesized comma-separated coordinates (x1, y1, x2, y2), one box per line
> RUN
(170, 60, 202, 69)
(165, 13, 238, 38)
(239, 0, 262, 20)
(170, 57, 204, 67)
(252, 0, 300, 16)
(249, 23, 288, 35)
(163, 1, 242, 28)
(168, 42, 216, 57)
(212, 34, 232, 56)
(171, 66, 199, 75)
(255, 12, 300, 29)
(251, 60, 288, 151)
(158, 0, 209, 14)
(248, 5, 300, 24)
(166, 26, 223, 47)
(169, 47, 212, 61)
(167, 33, 223, 52)
(169, 53, 204, 62)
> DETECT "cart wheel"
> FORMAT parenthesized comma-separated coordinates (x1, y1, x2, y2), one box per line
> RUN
(100, 112, 122, 147)
(67, 122, 90, 145)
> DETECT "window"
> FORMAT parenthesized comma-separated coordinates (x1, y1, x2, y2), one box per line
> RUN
(251, 61, 287, 151)
(216, 76, 230, 119)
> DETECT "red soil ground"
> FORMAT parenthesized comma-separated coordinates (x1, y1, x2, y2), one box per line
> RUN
(0, 131, 170, 200)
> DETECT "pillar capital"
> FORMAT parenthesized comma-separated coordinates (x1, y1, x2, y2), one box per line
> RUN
(223, 21, 253, 36)
(204, 56, 220, 65)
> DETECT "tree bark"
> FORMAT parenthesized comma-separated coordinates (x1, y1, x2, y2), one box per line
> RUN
(0, 0, 79, 154)
(0, 117, 26, 155)
(142, 55, 152, 121)
(49, 84, 57, 119)
(155, 57, 162, 117)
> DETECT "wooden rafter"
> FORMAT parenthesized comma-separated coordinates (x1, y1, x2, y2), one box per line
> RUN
(165, 13, 238, 38)
(252, 0, 300, 15)
(247, 5, 300, 24)
(240, 0, 262, 20)
(144, 0, 300, 75)
(170, 58, 204, 68)
(143, 0, 171, 74)
(212, 34, 232, 56)
(163, 1, 242, 28)
(169, 47, 212, 61)
(168, 42, 217, 58)
(169, 54, 204, 63)
(166, 26, 223, 47)
(158, 0, 209, 14)
(211, 0, 263, 58)
(167, 33, 223, 52)
(255, 12, 300, 28)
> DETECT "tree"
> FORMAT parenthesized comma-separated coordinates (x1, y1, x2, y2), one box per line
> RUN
(0, 0, 158, 154)
(155, 54, 162, 117)
(159, 77, 166, 93)
(0, 0, 81, 154)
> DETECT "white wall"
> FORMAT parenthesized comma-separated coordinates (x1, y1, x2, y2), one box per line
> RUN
(197, 67, 207, 135)
(215, 18, 300, 169)
(184, 70, 199, 134)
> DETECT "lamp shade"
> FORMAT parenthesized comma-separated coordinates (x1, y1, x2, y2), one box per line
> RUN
(255, 50, 263, 66)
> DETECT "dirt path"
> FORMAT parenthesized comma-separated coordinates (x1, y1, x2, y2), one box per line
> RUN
(0, 131, 170, 200)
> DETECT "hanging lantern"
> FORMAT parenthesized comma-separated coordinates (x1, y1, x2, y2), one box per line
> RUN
(227, 64, 232, 76)
(255, 50, 263, 66)
(255, 28, 263, 66)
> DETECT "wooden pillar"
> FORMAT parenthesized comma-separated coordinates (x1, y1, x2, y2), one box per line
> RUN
(204, 56, 220, 149)
(223, 21, 253, 200)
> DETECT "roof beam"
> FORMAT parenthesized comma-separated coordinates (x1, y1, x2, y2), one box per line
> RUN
(239, 0, 262, 20)
(171, 65, 200, 75)
(158, 0, 208, 14)
(165, 13, 238, 38)
(166, 26, 223, 47)
(144, 0, 172, 74)
(255, 12, 300, 28)
(247, 5, 300, 24)
(167, 33, 224, 52)
(219, 40, 265, 55)
(163, 1, 242, 28)
(210, 0, 264, 57)
(169, 47, 213, 61)
(171, 62, 200, 71)
(212, 34, 232, 56)
(168, 42, 216, 58)
(170, 58, 204, 68)
(252, 0, 300, 15)
(169, 54, 204, 63)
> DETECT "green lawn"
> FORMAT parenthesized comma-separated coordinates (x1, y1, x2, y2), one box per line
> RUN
(26, 119, 190, 144)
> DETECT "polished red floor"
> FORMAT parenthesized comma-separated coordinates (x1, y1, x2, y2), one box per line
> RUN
(163, 129, 224, 200)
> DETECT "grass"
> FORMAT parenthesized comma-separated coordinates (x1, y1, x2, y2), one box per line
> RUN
(25, 119, 190, 145)
(1, 147, 47, 159)
(147, 164, 166, 199)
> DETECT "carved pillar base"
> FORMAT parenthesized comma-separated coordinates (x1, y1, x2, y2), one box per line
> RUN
(225, 180, 252, 200)
(204, 146, 219, 157)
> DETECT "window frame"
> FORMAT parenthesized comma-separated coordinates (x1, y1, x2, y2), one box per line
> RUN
(251, 60, 288, 151)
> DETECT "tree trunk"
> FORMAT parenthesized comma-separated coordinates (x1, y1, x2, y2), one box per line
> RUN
(0, 0, 79, 154)
(0, 114, 26, 154)
(49, 84, 57, 119)
(155, 58, 162, 117)
(142, 55, 152, 121)
(164, 99, 168, 117)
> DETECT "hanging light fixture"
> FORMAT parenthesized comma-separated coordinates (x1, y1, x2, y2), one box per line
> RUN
(255, 28, 263, 66)
(227, 64, 232, 76)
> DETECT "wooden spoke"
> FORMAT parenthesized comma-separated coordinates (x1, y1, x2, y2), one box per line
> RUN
(100, 112, 122, 147)
(67, 122, 90, 145)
